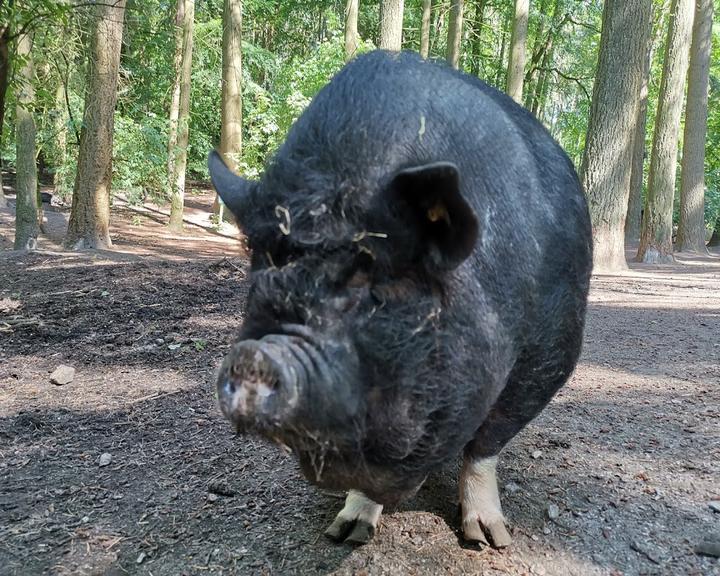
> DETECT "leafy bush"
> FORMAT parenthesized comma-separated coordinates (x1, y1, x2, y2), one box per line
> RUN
(112, 114, 169, 204)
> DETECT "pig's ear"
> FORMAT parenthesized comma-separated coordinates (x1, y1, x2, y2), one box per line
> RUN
(208, 150, 252, 220)
(388, 162, 478, 271)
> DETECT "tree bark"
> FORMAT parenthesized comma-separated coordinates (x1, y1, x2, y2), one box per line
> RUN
(637, 0, 694, 264)
(625, 32, 653, 243)
(495, 9, 509, 87)
(168, 0, 195, 232)
(420, 0, 431, 58)
(0, 18, 11, 208)
(345, 0, 359, 61)
(214, 0, 243, 223)
(430, 2, 443, 54)
(676, 0, 713, 253)
(469, 0, 486, 76)
(14, 31, 38, 250)
(708, 216, 720, 247)
(65, 0, 126, 249)
(506, 0, 529, 103)
(167, 0, 185, 199)
(580, 0, 653, 272)
(523, 0, 550, 109)
(221, 0, 242, 171)
(52, 78, 68, 194)
(446, 0, 464, 69)
(379, 0, 404, 51)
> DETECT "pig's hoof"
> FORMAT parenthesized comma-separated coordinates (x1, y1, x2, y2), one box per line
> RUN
(325, 490, 383, 545)
(459, 455, 512, 548)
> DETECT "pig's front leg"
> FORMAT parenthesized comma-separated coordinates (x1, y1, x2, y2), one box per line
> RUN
(459, 455, 512, 548)
(325, 490, 383, 544)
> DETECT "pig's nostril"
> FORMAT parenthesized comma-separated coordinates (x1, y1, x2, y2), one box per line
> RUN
(222, 379, 236, 396)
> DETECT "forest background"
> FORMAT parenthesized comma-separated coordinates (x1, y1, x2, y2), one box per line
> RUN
(0, 0, 718, 270)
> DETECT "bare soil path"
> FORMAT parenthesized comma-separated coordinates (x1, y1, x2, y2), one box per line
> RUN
(1, 198, 718, 575)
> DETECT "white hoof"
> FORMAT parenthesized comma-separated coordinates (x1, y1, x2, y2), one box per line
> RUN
(459, 455, 512, 548)
(325, 490, 383, 544)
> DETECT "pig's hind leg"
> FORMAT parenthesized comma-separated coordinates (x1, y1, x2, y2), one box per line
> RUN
(325, 490, 383, 544)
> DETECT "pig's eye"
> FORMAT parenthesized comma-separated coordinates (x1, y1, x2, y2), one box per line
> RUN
(345, 251, 374, 288)
(263, 242, 301, 269)
(347, 268, 370, 288)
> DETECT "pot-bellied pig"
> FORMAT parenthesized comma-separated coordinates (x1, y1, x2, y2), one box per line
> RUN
(210, 50, 592, 548)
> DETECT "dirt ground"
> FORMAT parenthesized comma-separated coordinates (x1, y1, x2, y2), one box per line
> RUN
(1, 193, 719, 576)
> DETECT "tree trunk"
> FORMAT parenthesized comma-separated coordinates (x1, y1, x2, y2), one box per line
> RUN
(420, 0, 431, 58)
(495, 10, 510, 87)
(65, 0, 127, 250)
(379, 0, 404, 51)
(168, 0, 195, 232)
(580, 0, 653, 272)
(708, 216, 720, 247)
(625, 32, 653, 243)
(345, 0, 359, 61)
(637, 0, 694, 264)
(167, 0, 185, 199)
(0, 19, 11, 208)
(523, 0, 550, 109)
(676, 0, 713, 253)
(446, 0, 464, 69)
(221, 0, 242, 169)
(214, 0, 243, 223)
(469, 0, 486, 76)
(430, 3, 443, 54)
(14, 32, 39, 250)
(53, 79, 68, 194)
(506, 0, 529, 103)
(529, 33, 553, 117)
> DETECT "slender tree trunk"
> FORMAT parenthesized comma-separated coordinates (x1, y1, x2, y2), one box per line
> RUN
(65, 0, 127, 250)
(53, 79, 68, 194)
(637, 0, 694, 264)
(14, 32, 39, 250)
(168, 0, 195, 231)
(446, 0, 464, 69)
(379, 0, 404, 51)
(167, 0, 185, 199)
(215, 0, 243, 222)
(708, 217, 720, 247)
(523, 0, 550, 108)
(625, 33, 653, 243)
(430, 3, 443, 53)
(495, 10, 510, 87)
(470, 0, 486, 76)
(0, 20, 11, 208)
(345, 0, 359, 61)
(676, 0, 713, 253)
(529, 35, 552, 116)
(580, 0, 653, 272)
(528, 0, 563, 116)
(506, 0, 529, 103)
(420, 0, 432, 58)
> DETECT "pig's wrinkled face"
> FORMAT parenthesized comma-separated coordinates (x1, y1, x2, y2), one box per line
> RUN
(209, 152, 479, 503)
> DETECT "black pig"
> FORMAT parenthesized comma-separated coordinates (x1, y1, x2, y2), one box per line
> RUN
(210, 50, 592, 547)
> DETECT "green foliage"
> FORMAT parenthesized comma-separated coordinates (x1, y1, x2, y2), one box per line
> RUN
(113, 114, 168, 204)
(261, 36, 374, 162)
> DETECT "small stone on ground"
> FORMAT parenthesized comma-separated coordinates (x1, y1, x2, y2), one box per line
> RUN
(49, 364, 75, 386)
(695, 537, 720, 558)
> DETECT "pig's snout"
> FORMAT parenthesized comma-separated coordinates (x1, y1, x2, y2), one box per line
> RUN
(217, 339, 301, 428)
